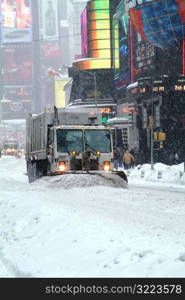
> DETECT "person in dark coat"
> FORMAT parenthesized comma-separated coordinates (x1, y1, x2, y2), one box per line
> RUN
(113, 147, 120, 170)
(117, 146, 123, 167)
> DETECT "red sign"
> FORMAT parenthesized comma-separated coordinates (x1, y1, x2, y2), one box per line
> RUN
(41, 42, 61, 58)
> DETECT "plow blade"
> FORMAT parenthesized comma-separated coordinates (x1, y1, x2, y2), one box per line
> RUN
(46, 170, 128, 189)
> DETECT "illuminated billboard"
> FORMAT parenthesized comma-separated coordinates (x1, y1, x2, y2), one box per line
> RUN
(73, 58, 111, 70)
(1, 0, 32, 43)
(118, 14, 130, 87)
(40, 41, 61, 58)
(112, 16, 119, 71)
(81, 7, 88, 58)
(126, 0, 185, 48)
(40, 0, 59, 41)
(2, 46, 32, 107)
(88, 0, 111, 63)
(55, 79, 68, 108)
(132, 25, 155, 80)
(75, 0, 112, 70)
(112, 0, 130, 89)
(2, 46, 32, 86)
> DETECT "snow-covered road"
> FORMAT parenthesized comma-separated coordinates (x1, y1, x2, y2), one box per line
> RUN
(0, 156, 185, 277)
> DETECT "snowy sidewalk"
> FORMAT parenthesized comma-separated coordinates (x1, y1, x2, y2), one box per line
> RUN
(119, 162, 185, 191)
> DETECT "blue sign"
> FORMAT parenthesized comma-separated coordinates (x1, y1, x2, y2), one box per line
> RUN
(129, 0, 185, 48)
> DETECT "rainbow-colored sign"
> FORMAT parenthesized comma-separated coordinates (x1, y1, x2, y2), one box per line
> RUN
(87, 0, 111, 68)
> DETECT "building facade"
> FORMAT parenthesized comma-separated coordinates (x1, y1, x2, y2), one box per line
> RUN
(68, 0, 116, 117)
(110, 0, 185, 163)
(0, 0, 33, 120)
(0, 0, 87, 119)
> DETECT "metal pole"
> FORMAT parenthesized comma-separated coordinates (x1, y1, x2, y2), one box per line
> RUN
(151, 80, 154, 170)
(32, 0, 41, 113)
(151, 118, 154, 170)
(0, 101, 2, 123)
(0, 44, 3, 122)
(94, 72, 97, 107)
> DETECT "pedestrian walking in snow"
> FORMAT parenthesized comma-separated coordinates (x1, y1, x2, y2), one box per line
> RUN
(113, 147, 120, 170)
(116, 146, 123, 167)
(129, 148, 136, 168)
(122, 150, 134, 170)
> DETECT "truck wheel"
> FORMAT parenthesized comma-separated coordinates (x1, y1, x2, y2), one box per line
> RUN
(32, 161, 37, 181)
(43, 160, 48, 176)
(27, 161, 34, 183)
(37, 161, 43, 178)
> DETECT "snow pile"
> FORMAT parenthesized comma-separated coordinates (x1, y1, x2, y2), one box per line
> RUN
(0, 156, 185, 278)
(124, 162, 185, 189)
(40, 172, 127, 189)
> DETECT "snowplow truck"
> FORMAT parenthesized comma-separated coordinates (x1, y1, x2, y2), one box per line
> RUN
(25, 107, 127, 185)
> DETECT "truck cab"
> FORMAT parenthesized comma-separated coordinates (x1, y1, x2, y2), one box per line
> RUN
(26, 108, 127, 184)
(48, 125, 114, 174)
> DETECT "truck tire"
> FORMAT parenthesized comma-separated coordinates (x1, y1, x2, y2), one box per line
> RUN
(32, 161, 37, 181)
(36, 160, 47, 178)
(27, 161, 33, 183)
(42, 159, 48, 176)
(27, 161, 37, 183)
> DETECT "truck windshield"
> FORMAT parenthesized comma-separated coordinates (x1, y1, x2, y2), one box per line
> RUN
(84, 129, 111, 153)
(57, 129, 83, 152)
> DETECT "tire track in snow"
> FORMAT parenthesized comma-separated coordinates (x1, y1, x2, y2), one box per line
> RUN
(0, 248, 32, 278)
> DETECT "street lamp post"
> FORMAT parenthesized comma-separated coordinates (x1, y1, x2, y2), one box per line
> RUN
(150, 78, 154, 170)
(150, 101, 154, 170)
(93, 72, 97, 107)
(0, 101, 2, 123)
(0, 44, 3, 122)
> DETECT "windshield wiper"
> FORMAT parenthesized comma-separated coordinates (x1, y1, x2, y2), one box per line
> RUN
(85, 142, 96, 152)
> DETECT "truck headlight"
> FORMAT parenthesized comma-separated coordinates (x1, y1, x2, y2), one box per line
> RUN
(103, 161, 110, 172)
(58, 161, 66, 172)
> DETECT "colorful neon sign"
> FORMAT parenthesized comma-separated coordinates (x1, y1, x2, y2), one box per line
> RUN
(87, 0, 111, 68)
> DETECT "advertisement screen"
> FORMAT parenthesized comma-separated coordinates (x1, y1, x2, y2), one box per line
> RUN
(40, 0, 59, 41)
(40, 41, 61, 58)
(118, 15, 130, 88)
(132, 26, 155, 80)
(88, 0, 111, 61)
(2, 46, 32, 85)
(126, 0, 185, 48)
(2, 46, 32, 108)
(55, 80, 68, 108)
(1, 0, 32, 43)
(1, 99, 32, 119)
(81, 7, 88, 58)
(112, 18, 119, 71)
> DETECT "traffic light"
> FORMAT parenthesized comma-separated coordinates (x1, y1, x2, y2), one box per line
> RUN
(128, 111, 133, 125)
(101, 107, 111, 124)
(153, 132, 158, 140)
(153, 131, 166, 141)
(102, 112, 108, 124)
(158, 132, 166, 141)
